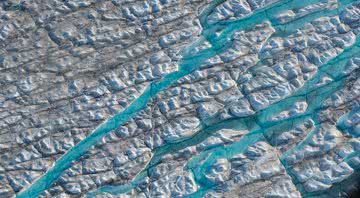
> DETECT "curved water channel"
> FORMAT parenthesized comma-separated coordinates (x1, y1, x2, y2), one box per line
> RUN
(17, 0, 360, 197)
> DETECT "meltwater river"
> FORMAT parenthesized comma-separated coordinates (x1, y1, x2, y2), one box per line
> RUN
(17, 0, 360, 197)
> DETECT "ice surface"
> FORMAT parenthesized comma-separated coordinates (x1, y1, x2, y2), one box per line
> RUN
(1, 0, 360, 198)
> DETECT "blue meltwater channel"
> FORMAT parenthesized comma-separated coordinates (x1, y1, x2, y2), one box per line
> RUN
(16, 0, 360, 197)
(88, 0, 360, 196)
(16, 0, 227, 197)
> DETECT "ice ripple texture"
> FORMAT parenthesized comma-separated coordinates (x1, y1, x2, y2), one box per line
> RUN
(0, 0, 360, 197)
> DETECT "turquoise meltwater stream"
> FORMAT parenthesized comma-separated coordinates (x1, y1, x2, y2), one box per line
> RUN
(17, 0, 360, 197)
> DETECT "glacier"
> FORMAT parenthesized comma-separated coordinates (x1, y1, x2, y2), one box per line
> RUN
(0, 0, 360, 197)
